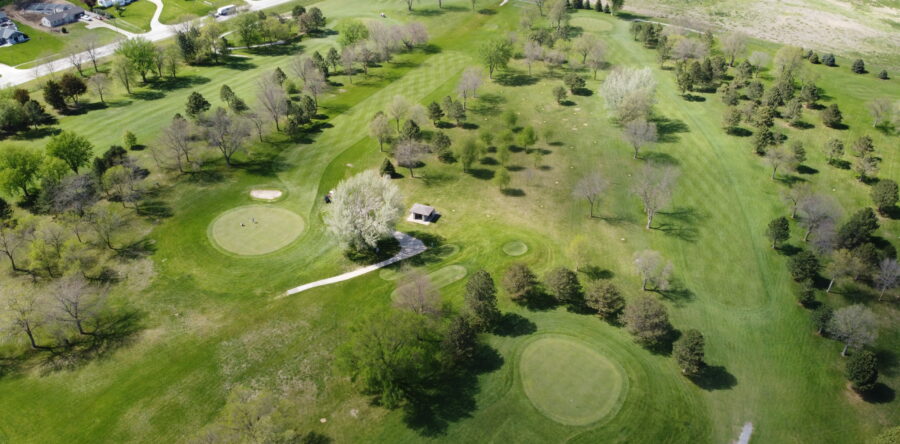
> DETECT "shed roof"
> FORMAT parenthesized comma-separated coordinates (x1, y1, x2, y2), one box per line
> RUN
(410, 203, 435, 215)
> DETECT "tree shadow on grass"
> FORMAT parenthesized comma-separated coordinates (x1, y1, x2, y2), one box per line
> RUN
(116, 238, 157, 259)
(656, 283, 695, 306)
(876, 347, 898, 377)
(469, 93, 505, 115)
(796, 165, 818, 175)
(149, 75, 210, 91)
(654, 116, 690, 143)
(654, 207, 701, 242)
(642, 151, 679, 165)
(402, 344, 503, 436)
(726, 127, 752, 137)
(493, 312, 537, 337)
(690, 365, 738, 391)
(14, 126, 61, 140)
(137, 199, 173, 219)
(130, 90, 165, 101)
(494, 70, 538, 87)
(861, 383, 895, 404)
(500, 188, 525, 197)
(38, 309, 143, 373)
(467, 168, 494, 180)
(580, 265, 614, 280)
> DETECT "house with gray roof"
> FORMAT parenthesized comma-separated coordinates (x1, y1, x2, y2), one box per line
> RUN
(40, 5, 83, 27)
(0, 27, 28, 46)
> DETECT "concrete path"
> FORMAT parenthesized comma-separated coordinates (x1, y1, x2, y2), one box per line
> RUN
(733, 422, 753, 444)
(282, 232, 427, 297)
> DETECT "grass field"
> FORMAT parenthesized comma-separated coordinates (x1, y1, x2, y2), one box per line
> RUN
(158, 0, 243, 24)
(209, 205, 305, 255)
(0, 21, 120, 67)
(0, 0, 898, 443)
(106, 0, 158, 33)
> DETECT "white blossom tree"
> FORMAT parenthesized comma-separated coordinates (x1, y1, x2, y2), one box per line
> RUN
(324, 170, 404, 251)
(633, 250, 674, 291)
(828, 304, 877, 356)
(601, 67, 657, 122)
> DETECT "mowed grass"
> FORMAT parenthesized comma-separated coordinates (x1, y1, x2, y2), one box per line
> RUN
(0, 1, 897, 443)
(208, 205, 305, 255)
(106, 0, 158, 33)
(158, 0, 244, 24)
(519, 335, 626, 426)
(0, 21, 120, 67)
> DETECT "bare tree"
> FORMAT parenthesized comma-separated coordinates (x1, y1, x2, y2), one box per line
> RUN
(205, 108, 252, 167)
(632, 164, 679, 229)
(765, 146, 794, 180)
(671, 38, 708, 61)
(867, 98, 894, 128)
(573, 33, 600, 64)
(633, 250, 674, 291)
(781, 183, 812, 219)
(52, 276, 107, 336)
(748, 51, 770, 76)
(0, 220, 33, 272)
(303, 69, 328, 107)
(341, 46, 356, 83)
(824, 249, 865, 292)
(524, 41, 543, 75)
(623, 118, 658, 159)
(387, 95, 410, 132)
(88, 206, 127, 251)
(84, 35, 100, 72)
(66, 47, 85, 77)
(601, 67, 657, 123)
(572, 172, 608, 218)
(534, 0, 546, 16)
(828, 305, 877, 356)
(394, 141, 424, 178)
(369, 113, 392, 151)
(876, 258, 900, 301)
(797, 194, 841, 242)
(400, 22, 429, 50)
(393, 270, 442, 317)
(721, 32, 747, 66)
(256, 76, 288, 131)
(586, 43, 606, 79)
(87, 73, 110, 103)
(155, 116, 196, 173)
(456, 67, 483, 110)
(4, 289, 53, 350)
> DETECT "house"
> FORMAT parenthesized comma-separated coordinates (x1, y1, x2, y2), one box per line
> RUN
(97, 0, 134, 8)
(216, 4, 236, 16)
(0, 28, 28, 46)
(41, 6, 84, 27)
(0, 12, 10, 24)
(408, 204, 438, 225)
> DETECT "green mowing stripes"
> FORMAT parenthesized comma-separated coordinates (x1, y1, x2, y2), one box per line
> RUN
(503, 240, 529, 256)
(519, 336, 626, 426)
(208, 205, 305, 255)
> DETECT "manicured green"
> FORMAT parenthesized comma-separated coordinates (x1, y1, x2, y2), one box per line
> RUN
(502, 240, 529, 256)
(520, 335, 626, 426)
(208, 205, 305, 255)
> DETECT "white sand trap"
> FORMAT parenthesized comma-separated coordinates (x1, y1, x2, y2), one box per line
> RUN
(250, 189, 283, 201)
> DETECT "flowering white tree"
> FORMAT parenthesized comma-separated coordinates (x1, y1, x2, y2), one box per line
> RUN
(633, 250, 674, 291)
(325, 170, 404, 251)
(601, 67, 657, 122)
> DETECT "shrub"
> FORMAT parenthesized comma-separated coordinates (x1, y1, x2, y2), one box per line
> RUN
(673, 329, 705, 376)
(871, 179, 898, 214)
(821, 104, 843, 128)
(797, 279, 816, 307)
(846, 350, 878, 393)
(878, 70, 889, 80)
(822, 53, 836, 67)
(851, 59, 865, 74)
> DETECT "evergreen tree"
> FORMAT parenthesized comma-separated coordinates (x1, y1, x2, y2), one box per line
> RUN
(789, 250, 821, 282)
(379, 158, 397, 178)
(185, 91, 211, 119)
(821, 104, 843, 128)
(766, 217, 790, 248)
(43, 80, 67, 112)
(822, 53, 836, 66)
(877, 70, 889, 80)
(673, 329, 705, 376)
(846, 350, 878, 393)
(464, 270, 501, 332)
(851, 59, 866, 74)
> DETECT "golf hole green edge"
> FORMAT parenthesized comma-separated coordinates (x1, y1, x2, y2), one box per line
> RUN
(207, 205, 306, 256)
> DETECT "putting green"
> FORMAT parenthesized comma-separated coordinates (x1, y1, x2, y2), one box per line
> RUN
(390, 265, 468, 298)
(209, 205, 305, 256)
(502, 240, 529, 256)
(520, 336, 626, 426)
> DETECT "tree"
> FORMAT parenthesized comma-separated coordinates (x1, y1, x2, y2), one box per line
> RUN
(824, 249, 865, 292)
(632, 164, 678, 229)
(443, 315, 477, 367)
(457, 138, 479, 172)
(623, 118, 658, 159)
(324, 170, 403, 252)
(601, 67, 656, 122)
(465, 270, 500, 332)
(544, 267, 582, 305)
(851, 135, 875, 158)
(721, 32, 747, 66)
(622, 295, 671, 347)
(837, 208, 879, 250)
(633, 250, 673, 291)
(875, 258, 900, 301)
(563, 73, 586, 94)
(789, 250, 820, 282)
(447, 100, 466, 126)
(0, 146, 43, 199)
(59, 73, 87, 105)
(877, 70, 889, 80)
(457, 68, 483, 109)
(337, 19, 368, 47)
(821, 104, 843, 128)
(220, 85, 248, 114)
(0, 198, 11, 221)
(851, 59, 866, 74)
(548, 0, 570, 30)
(185, 92, 211, 120)
(824, 138, 844, 164)
(43, 80, 67, 112)
(256, 76, 288, 131)
(585, 281, 625, 321)
(387, 95, 410, 132)
(479, 38, 513, 79)
(766, 217, 790, 249)
(204, 108, 251, 167)
(673, 329, 705, 376)
(369, 113, 392, 151)
(393, 270, 441, 317)
(572, 172, 608, 218)
(87, 74, 110, 104)
(338, 311, 444, 408)
(87, 206, 127, 251)
(853, 155, 879, 182)
(871, 179, 898, 215)
(828, 305, 877, 356)
(427, 102, 444, 126)
(867, 98, 894, 128)
(379, 158, 397, 178)
(552, 86, 567, 104)
(524, 41, 543, 76)
(494, 167, 511, 191)
(845, 350, 878, 393)
(46, 131, 93, 174)
(122, 131, 138, 151)
(394, 141, 423, 178)
(797, 194, 840, 242)
(799, 80, 819, 108)
(774, 46, 804, 76)
(4, 289, 54, 351)
(116, 37, 156, 83)
(503, 263, 537, 302)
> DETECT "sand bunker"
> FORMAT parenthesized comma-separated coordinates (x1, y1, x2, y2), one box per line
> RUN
(250, 189, 283, 201)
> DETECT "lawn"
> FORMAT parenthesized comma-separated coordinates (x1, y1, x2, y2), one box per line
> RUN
(158, 0, 244, 24)
(0, 0, 897, 443)
(0, 21, 119, 67)
(105, 0, 159, 33)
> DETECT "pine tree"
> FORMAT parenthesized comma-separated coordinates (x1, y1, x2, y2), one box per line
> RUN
(851, 59, 866, 74)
